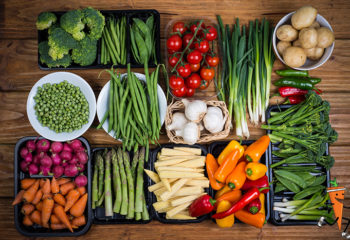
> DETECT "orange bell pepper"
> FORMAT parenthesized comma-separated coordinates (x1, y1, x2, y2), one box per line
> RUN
(216, 200, 234, 228)
(215, 185, 231, 199)
(245, 162, 267, 181)
(258, 193, 265, 215)
(214, 149, 240, 183)
(218, 140, 244, 165)
(206, 154, 224, 190)
(244, 135, 270, 162)
(235, 209, 265, 228)
(225, 162, 247, 190)
(216, 189, 242, 204)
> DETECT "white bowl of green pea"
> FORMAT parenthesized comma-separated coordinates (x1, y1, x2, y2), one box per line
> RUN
(27, 72, 96, 141)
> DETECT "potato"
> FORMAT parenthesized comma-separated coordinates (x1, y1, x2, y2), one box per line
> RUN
(309, 21, 320, 29)
(293, 39, 302, 47)
(277, 41, 291, 55)
(317, 27, 335, 48)
(276, 25, 298, 41)
(304, 47, 324, 60)
(299, 27, 318, 49)
(291, 6, 318, 30)
(283, 46, 307, 68)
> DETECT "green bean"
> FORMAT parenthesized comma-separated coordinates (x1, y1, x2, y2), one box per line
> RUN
(113, 76, 120, 134)
(293, 186, 325, 200)
(108, 78, 114, 133)
(274, 170, 307, 188)
(275, 174, 300, 193)
(97, 109, 109, 129)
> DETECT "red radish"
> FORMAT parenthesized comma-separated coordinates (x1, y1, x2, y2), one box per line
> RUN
(26, 140, 36, 152)
(24, 152, 33, 163)
(52, 153, 62, 166)
(77, 163, 85, 173)
(52, 165, 64, 178)
(76, 151, 88, 165)
(69, 156, 79, 165)
(63, 143, 73, 152)
(68, 139, 82, 152)
(33, 154, 41, 165)
(37, 152, 48, 160)
(60, 151, 72, 161)
(75, 146, 86, 153)
(20, 147, 29, 159)
(40, 155, 52, 168)
(40, 165, 51, 176)
(36, 139, 50, 152)
(50, 141, 63, 153)
(62, 160, 68, 167)
(28, 164, 39, 175)
(75, 174, 87, 187)
(20, 160, 29, 172)
(64, 164, 79, 177)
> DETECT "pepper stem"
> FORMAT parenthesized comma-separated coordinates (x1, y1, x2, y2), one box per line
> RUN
(259, 187, 270, 192)
(246, 155, 253, 162)
(249, 206, 259, 214)
(246, 168, 253, 176)
(209, 198, 216, 206)
(228, 182, 235, 189)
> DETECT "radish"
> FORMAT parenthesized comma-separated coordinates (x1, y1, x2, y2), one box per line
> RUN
(76, 151, 88, 165)
(40, 165, 51, 176)
(69, 156, 79, 165)
(37, 152, 48, 160)
(63, 143, 73, 152)
(62, 160, 68, 167)
(24, 152, 33, 163)
(26, 140, 36, 152)
(77, 163, 85, 173)
(60, 151, 72, 161)
(75, 146, 86, 152)
(33, 154, 41, 165)
(64, 164, 79, 177)
(52, 165, 64, 178)
(20, 147, 29, 159)
(36, 139, 50, 152)
(74, 174, 87, 187)
(20, 160, 29, 172)
(40, 155, 52, 168)
(51, 153, 62, 166)
(28, 164, 39, 175)
(50, 141, 63, 153)
(69, 139, 82, 152)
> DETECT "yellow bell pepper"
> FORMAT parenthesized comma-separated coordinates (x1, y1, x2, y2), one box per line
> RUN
(259, 193, 265, 215)
(245, 162, 267, 181)
(216, 200, 234, 228)
(217, 140, 244, 165)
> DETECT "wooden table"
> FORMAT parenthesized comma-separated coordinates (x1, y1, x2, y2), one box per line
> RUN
(1, 0, 349, 239)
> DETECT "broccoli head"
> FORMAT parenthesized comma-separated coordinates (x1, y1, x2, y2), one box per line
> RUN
(39, 41, 71, 68)
(60, 10, 85, 41)
(82, 7, 105, 40)
(48, 22, 59, 35)
(48, 27, 78, 60)
(36, 12, 57, 30)
(71, 36, 97, 66)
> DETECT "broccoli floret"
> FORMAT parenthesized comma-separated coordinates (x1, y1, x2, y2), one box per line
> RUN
(48, 27, 78, 60)
(82, 7, 105, 40)
(36, 12, 57, 30)
(48, 22, 59, 35)
(71, 36, 97, 66)
(60, 10, 85, 41)
(38, 41, 71, 68)
(316, 156, 335, 170)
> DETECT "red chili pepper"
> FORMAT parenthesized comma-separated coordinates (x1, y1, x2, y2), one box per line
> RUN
(287, 95, 305, 104)
(246, 198, 261, 215)
(279, 87, 308, 97)
(241, 176, 270, 194)
(189, 194, 216, 217)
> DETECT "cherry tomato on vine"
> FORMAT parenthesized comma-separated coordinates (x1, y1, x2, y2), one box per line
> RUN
(199, 79, 210, 90)
(190, 63, 200, 72)
(182, 33, 195, 49)
(167, 34, 182, 52)
(203, 25, 218, 41)
(185, 73, 202, 89)
(206, 55, 219, 67)
(169, 75, 185, 90)
(186, 50, 203, 64)
(194, 39, 210, 53)
(177, 64, 192, 78)
(168, 54, 181, 67)
(186, 88, 195, 97)
(200, 67, 215, 81)
(172, 21, 187, 35)
(190, 22, 206, 35)
(172, 86, 187, 98)
(168, 48, 176, 54)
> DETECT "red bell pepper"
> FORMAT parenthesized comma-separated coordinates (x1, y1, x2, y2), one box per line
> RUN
(287, 95, 305, 104)
(241, 176, 269, 194)
(246, 198, 261, 214)
(279, 87, 307, 97)
(189, 194, 216, 217)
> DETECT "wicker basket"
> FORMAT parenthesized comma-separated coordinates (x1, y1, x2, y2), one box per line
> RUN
(165, 100, 231, 144)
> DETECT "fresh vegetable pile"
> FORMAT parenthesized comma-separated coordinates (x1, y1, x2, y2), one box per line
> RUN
(13, 177, 88, 232)
(166, 20, 219, 97)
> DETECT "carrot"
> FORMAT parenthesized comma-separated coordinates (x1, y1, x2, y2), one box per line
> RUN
(60, 182, 75, 196)
(65, 189, 80, 212)
(57, 178, 70, 185)
(30, 210, 41, 225)
(23, 179, 39, 203)
(53, 205, 73, 232)
(42, 178, 51, 195)
(21, 179, 36, 190)
(42, 193, 53, 200)
(42, 198, 54, 228)
(72, 215, 86, 227)
(21, 203, 35, 215)
(70, 193, 87, 217)
(77, 186, 86, 196)
(50, 214, 61, 224)
(23, 215, 33, 226)
(39, 178, 46, 188)
(206, 154, 224, 190)
(12, 190, 25, 205)
(53, 193, 66, 206)
(50, 177, 59, 194)
(36, 201, 43, 211)
(32, 189, 43, 205)
(50, 223, 68, 230)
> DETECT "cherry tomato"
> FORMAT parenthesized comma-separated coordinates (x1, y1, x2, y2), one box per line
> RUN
(186, 50, 203, 64)
(190, 63, 200, 72)
(194, 39, 210, 53)
(177, 64, 191, 78)
(169, 75, 185, 90)
(168, 48, 176, 54)
(203, 26, 218, 41)
(200, 67, 215, 81)
(168, 53, 181, 67)
(172, 86, 187, 98)
(186, 88, 195, 97)
(206, 55, 219, 67)
(185, 73, 202, 89)
(167, 34, 182, 51)
(182, 33, 194, 49)
(190, 22, 206, 35)
(199, 79, 210, 90)
(172, 21, 187, 35)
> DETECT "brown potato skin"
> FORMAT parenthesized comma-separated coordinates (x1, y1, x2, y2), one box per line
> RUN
(304, 47, 324, 60)
(276, 25, 298, 41)
(283, 46, 307, 68)
(291, 6, 317, 30)
(299, 27, 318, 49)
(317, 27, 335, 48)
(277, 41, 291, 55)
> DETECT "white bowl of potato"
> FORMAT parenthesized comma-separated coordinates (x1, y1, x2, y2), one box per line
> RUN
(273, 6, 335, 70)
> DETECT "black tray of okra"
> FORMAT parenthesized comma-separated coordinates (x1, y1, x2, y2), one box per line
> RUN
(149, 143, 213, 224)
(208, 141, 271, 223)
(91, 147, 153, 224)
(266, 105, 331, 226)
(38, 9, 160, 70)
(14, 136, 92, 237)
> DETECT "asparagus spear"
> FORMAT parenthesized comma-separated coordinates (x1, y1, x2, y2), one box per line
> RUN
(104, 151, 113, 217)
(135, 212, 141, 221)
(97, 153, 104, 199)
(123, 150, 135, 219)
(112, 148, 122, 213)
(141, 192, 150, 220)
(135, 147, 145, 212)
(97, 192, 105, 206)
(92, 153, 99, 209)
(117, 147, 128, 215)
(131, 150, 139, 179)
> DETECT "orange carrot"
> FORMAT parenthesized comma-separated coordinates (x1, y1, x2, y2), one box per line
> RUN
(42, 198, 54, 228)
(57, 178, 70, 185)
(60, 182, 75, 196)
(23, 215, 33, 226)
(21, 203, 35, 215)
(51, 177, 59, 194)
(65, 189, 80, 212)
(50, 214, 61, 224)
(39, 178, 46, 188)
(12, 190, 25, 206)
(77, 186, 86, 196)
(50, 223, 68, 230)
(42, 193, 53, 200)
(53, 193, 66, 206)
(42, 179, 51, 195)
(36, 201, 43, 211)
(72, 215, 86, 227)
(53, 205, 73, 232)
(21, 179, 36, 190)
(23, 179, 39, 203)
(70, 193, 87, 217)
(32, 189, 43, 205)
(30, 210, 41, 225)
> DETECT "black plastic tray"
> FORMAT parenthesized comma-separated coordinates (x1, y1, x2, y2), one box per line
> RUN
(266, 105, 331, 226)
(208, 141, 271, 223)
(14, 136, 92, 237)
(149, 144, 213, 224)
(38, 9, 160, 70)
(91, 147, 153, 224)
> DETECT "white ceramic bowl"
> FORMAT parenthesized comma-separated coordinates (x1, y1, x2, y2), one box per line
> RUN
(273, 12, 335, 70)
(96, 72, 167, 140)
(27, 72, 96, 141)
